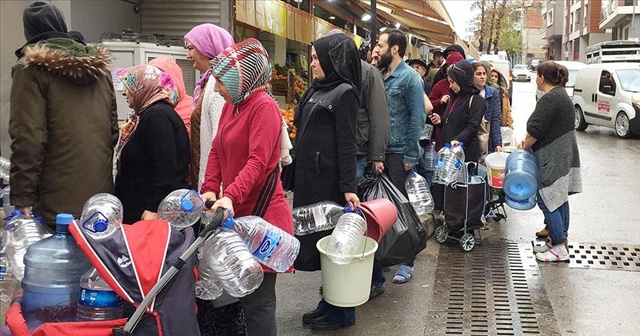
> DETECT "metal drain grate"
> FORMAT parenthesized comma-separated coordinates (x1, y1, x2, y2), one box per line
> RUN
(426, 240, 562, 336)
(532, 242, 640, 271)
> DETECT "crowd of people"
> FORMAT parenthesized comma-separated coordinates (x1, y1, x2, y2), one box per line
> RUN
(8, 1, 581, 334)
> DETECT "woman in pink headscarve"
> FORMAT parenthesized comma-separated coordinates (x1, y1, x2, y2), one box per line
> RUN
(183, 23, 243, 336)
(148, 57, 194, 137)
(184, 23, 235, 191)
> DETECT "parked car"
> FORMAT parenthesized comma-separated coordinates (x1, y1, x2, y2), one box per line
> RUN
(572, 63, 640, 138)
(512, 64, 531, 82)
(536, 61, 587, 101)
(530, 59, 540, 71)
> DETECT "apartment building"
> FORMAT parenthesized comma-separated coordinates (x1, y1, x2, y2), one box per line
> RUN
(600, 0, 640, 40)
(563, 0, 611, 62)
(543, 0, 565, 59)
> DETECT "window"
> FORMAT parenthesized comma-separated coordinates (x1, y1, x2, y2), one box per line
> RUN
(547, 9, 554, 26)
(599, 71, 616, 95)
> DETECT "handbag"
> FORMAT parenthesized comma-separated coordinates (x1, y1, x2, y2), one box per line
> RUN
(472, 95, 490, 154)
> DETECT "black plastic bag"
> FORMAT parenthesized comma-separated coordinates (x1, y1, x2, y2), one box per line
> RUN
(360, 171, 427, 267)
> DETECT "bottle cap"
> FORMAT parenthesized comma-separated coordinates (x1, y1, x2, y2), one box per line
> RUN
(220, 215, 234, 229)
(56, 213, 74, 225)
(459, 142, 464, 147)
(444, 143, 451, 148)
(180, 199, 194, 212)
(93, 219, 108, 233)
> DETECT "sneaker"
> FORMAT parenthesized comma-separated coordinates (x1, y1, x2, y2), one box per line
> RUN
(535, 228, 550, 238)
(535, 244, 570, 262)
(533, 241, 552, 253)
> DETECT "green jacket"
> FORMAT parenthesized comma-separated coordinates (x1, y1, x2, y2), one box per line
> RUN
(10, 38, 119, 226)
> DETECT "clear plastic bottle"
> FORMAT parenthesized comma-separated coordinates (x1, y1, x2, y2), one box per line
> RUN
(0, 244, 9, 304)
(325, 209, 367, 265)
(2, 210, 51, 281)
(221, 216, 299, 272)
(423, 141, 436, 172)
(21, 214, 92, 332)
(158, 189, 205, 229)
(292, 201, 343, 236)
(80, 193, 123, 240)
(195, 236, 223, 300)
(433, 143, 452, 184)
(503, 149, 539, 200)
(1, 186, 13, 216)
(76, 268, 123, 321)
(420, 124, 434, 141)
(405, 168, 434, 221)
(442, 142, 466, 184)
(206, 229, 264, 298)
(0, 156, 10, 181)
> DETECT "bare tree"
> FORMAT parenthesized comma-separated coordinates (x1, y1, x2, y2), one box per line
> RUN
(486, 0, 499, 54)
(475, 0, 487, 52)
(492, 0, 509, 52)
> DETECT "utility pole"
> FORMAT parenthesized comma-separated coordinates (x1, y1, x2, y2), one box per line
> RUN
(371, 0, 377, 42)
(633, 0, 636, 40)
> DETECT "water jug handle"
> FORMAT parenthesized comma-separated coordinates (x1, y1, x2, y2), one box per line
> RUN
(198, 207, 226, 238)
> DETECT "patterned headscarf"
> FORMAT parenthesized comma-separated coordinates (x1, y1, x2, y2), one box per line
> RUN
(117, 64, 179, 114)
(210, 38, 271, 105)
(184, 23, 235, 106)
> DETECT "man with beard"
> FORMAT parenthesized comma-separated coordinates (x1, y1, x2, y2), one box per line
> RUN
(372, 28, 425, 284)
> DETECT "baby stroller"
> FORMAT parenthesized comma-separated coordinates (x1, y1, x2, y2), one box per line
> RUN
(6, 207, 225, 336)
(434, 163, 487, 251)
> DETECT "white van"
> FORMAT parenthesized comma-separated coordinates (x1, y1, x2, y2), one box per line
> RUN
(536, 61, 586, 101)
(572, 63, 640, 138)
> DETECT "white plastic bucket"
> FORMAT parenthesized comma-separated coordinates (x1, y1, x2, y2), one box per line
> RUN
(485, 152, 510, 188)
(316, 236, 378, 307)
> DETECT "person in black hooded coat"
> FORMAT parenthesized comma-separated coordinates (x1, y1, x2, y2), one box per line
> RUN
(291, 30, 362, 331)
(433, 44, 467, 86)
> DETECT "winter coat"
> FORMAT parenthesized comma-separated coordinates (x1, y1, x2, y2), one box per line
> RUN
(292, 83, 358, 271)
(357, 61, 389, 161)
(481, 84, 503, 151)
(428, 78, 451, 150)
(10, 37, 119, 227)
(115, 101, 190, 224)
(440, 93, 486, 163)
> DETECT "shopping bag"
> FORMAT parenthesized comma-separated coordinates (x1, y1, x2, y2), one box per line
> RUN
(360, 172, 427, 267)
(444, 179, 487, 232)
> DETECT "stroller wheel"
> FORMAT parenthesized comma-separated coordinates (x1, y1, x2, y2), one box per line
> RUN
(460, 233, 475, 252)
(435, 224, 448, 244)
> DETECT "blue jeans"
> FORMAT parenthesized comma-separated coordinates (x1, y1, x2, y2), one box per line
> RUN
(356, 156, 368, 183)
(536, 193, 570, 246)
(316, 299, 355, 323)
(372, 267, 385, 287)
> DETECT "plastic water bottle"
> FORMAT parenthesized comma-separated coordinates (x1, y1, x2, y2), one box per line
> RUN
(21, 214, 92, 332)
(221, 216, 299, 272)
(405, 168, 434, 221)
(503, 150, 539, 200)
(420, 124, 434, 140)
(433, 143, 451, 184)
(1, 186, 13, 216)
(423, 141, 436, 171)
(76, 268, 123, 321)
(80, 193, 123, 240)
(326, 209, 367, 265)
(0, 156, 10, 181)
(206, 229, 263, 298)
(442, 142, 466, 184)
(292, 201, 343, 236)
(0, 245, 9, 304)
(2, 210, 51, 281)
(158, 189, 205, 229)
(195, 235, 224, 300)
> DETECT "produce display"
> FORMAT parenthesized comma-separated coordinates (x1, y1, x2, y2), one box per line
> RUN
(280, 106, 297, 140)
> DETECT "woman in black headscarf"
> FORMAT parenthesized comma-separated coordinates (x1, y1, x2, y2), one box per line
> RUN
(431, 60, 485, 163)
(291, 30, 361, 331)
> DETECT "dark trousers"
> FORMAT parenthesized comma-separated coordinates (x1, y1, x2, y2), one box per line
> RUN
(316, 299, 356, 323)
(239, 273, 277, 336)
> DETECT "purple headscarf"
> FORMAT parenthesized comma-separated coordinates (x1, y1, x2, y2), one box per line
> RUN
(184, 23, 234, 105)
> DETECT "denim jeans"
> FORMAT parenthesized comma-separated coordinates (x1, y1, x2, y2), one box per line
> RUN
(316, 299, 355, 323)
(356, 156, 368, 183)
(536, 193, 570, 246)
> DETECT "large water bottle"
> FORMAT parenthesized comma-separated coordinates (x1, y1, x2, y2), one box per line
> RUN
(433, 143, 452, 184)
(221, 215, 299, 272)
(2, 210, 51, 281)
(423, 141, 436, 172)
(325, 209, 367, 265)
(21, 214, 92, 332)
(503, 150, 539, 200)
(206, 229, 263, 298)
(1, 186, 13, 216)
(0, 244, 9, 304)
(0, 156, 10, 181)
(405, 168, 434, 221)
(195, 234, 223, 300)
(76, 268, 124, 321)
(80, 193, 123, 240)
(442, 143, 466, 184)
(158, 189, 205, 229)
(292, 201, 343, 236)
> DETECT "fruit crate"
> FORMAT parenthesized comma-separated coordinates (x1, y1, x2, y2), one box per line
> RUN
(271, 79, 288, 97)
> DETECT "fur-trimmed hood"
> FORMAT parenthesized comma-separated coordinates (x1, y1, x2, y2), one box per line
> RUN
(19, 37, 111, 82)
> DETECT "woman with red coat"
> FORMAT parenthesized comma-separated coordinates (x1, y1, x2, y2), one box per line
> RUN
(428, 51, 465, 150)
(200, 38, 294, 336)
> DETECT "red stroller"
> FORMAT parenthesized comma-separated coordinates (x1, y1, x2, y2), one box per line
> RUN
(6, 208, 225, 336)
